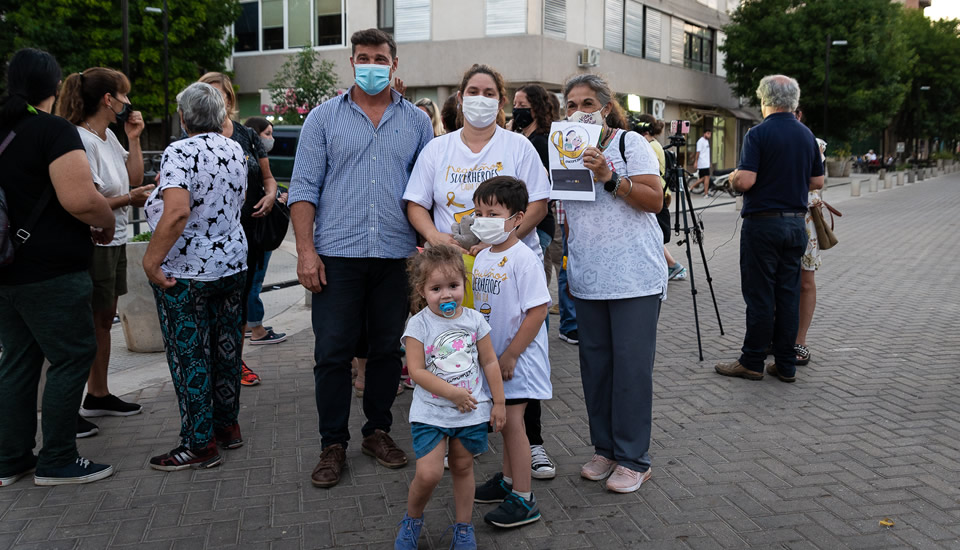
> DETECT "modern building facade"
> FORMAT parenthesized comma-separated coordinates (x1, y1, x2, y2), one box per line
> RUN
(230, 0, 756, 169)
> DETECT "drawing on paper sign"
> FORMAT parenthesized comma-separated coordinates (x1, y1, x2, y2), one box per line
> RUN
(548, 120, 602, 201)
(550, 125, 590, 168)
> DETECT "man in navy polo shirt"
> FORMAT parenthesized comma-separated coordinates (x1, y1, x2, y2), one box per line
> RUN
(715, 75, 824, 384)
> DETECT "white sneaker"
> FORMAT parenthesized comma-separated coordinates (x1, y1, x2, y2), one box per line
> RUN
(530, 445, 556, 479)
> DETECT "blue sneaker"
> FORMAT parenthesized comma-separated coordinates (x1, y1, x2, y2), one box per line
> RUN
(474, 472, 512, 503)
(442, 522, 477, 550)
(484, 492, 541, 528)
(34, 457, 113, 486)
(394, 513, 423, 550)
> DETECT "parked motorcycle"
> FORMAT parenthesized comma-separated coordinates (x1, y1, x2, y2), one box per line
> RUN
(688, 168, 738, 197)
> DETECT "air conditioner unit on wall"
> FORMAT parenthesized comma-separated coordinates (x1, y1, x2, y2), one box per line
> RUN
(578, 47, 599, 68)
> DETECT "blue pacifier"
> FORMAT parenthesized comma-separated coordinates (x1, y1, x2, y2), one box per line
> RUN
(439, 301, 457, 318)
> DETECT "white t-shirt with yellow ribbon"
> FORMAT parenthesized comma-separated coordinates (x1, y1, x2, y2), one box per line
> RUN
(403, 126, 551, 259)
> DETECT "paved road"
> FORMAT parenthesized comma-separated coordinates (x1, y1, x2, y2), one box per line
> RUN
(2, 171, 959, 549)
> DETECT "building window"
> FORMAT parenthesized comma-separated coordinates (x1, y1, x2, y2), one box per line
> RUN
(624, 0, 643, 57)
(395, 0, 430, 42)
(233, 0, 345, 52)
(487, 0, 527, 36)
(604, 0, 623, 52)
(262, 0, 284, 50)
(544, 0, 566, 38)
(683, 23, 713, 73)
(644, 7, 661, 62)
(235, 2, 259, 52)
(378, 0, 395, 34)
(316, 0, 343, 46)
(289, 0, 312, 48)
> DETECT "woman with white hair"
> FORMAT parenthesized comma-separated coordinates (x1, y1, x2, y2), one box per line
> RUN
(142, 82, 248, 471)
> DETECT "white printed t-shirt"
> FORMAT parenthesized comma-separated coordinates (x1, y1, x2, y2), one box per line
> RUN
(403, 126, 551, 259)
(402, 307, 493, 428)
(78, 127, 130, 246)
(564, 130, 668, 300)
(472, 241, 552, 400)
(696, 136, 711, 169)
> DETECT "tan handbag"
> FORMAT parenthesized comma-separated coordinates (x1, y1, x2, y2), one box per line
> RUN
(810, 201, 841, 250)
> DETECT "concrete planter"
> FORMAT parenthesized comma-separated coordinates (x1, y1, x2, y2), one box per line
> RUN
(826, 160, 846, 178)
(117, 241, 165, 352)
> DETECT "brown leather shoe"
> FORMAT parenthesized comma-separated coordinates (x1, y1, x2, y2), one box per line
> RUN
(715, 360, 764, 380)
(765, 362, 796, 383)
(311, 444, 346, 488)
(361, 429, 408, 469)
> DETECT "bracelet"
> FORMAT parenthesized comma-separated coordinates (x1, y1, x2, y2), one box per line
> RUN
(620, 178, 634, 198)
(126, 193, 132, 206)
(612, 177, 622, 198)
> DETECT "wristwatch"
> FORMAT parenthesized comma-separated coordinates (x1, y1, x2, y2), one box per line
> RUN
(604, 171, 620, 193)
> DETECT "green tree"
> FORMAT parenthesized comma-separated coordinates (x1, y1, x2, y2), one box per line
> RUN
(895, 10, 960, 157)
(267, 47, 339, 125)
(721, 0, 913, 147)
(0, 0, 240, 125)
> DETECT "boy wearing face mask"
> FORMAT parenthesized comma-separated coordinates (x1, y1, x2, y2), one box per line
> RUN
(470, 176, 551, 529)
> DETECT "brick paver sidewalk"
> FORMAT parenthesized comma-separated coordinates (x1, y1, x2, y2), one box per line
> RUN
(2, 173, 959, 549)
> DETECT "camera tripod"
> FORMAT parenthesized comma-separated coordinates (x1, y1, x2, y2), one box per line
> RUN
(664, 145, 724, 360)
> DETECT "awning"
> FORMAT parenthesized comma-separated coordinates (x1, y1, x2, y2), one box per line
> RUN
(726, 107, 762, 122)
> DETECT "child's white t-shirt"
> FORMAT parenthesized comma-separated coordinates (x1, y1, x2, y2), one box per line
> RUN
(403, 126, 551, 259)
(402, 307, 493, 428)
(472, 241, 552, 400)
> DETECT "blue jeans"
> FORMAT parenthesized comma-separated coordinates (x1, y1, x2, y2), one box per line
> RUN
(558, 226, 577, 334)
(737, 216, 806, 376)
(246, 251, 272, 327)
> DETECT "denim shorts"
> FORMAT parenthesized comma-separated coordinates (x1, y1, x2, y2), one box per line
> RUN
(410, 422, 489, 459)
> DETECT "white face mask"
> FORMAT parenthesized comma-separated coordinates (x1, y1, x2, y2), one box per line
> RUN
(261, 137, 275, 153)
(470, 214, 517, 245)
(461, 95, 500, 128)
(568, 109, 605, 126)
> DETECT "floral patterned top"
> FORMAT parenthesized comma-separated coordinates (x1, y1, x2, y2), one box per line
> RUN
(145, 132, 248, 281)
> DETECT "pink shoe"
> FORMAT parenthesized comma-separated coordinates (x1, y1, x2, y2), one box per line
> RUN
(580, 454, 617, 481)
(605, 466, 651, 493)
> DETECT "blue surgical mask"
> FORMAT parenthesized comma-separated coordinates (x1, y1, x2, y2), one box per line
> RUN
(354, 64, 391, 95)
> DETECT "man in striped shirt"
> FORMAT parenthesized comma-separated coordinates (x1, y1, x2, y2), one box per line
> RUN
(288, 28, 433, 489)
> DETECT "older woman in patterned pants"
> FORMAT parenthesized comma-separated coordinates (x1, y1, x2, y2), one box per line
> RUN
(142, 82, 249, 471)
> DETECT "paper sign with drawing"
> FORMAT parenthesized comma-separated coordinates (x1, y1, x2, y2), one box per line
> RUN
(548, 120, 603, 201)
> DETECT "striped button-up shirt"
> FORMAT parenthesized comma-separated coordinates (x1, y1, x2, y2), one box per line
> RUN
(288, 87, 433, 258)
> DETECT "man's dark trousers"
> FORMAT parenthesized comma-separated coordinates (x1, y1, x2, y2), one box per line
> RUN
(738, 216, 807, 377)
(311, 257, 409, 450)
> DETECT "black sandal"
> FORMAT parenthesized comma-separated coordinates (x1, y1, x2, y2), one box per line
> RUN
(794, 345, 811, 366)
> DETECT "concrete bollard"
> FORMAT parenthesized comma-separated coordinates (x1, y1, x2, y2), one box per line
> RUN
(896, 171, 903, 186)
(851, 179, 861, 196)
(868, 176, 878, 193)
(918, 169, 924, 181)
(883, 172, 893, 189)
(908, 169, 916, 183)
(879, 168, 886, 181)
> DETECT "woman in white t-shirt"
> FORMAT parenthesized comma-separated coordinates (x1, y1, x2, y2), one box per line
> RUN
(403, 64, 550, 259)
(562, 74, 667, 494)
(57, 68, 155, 427)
